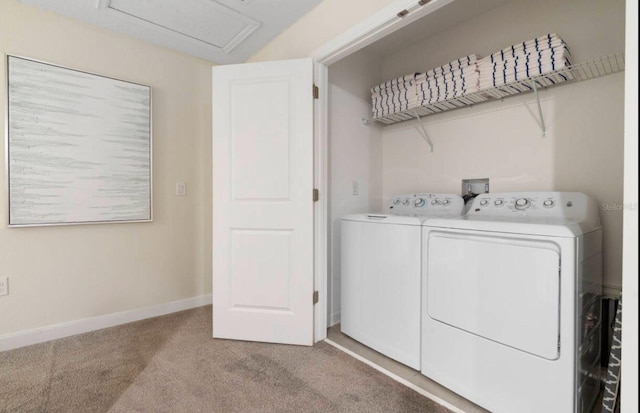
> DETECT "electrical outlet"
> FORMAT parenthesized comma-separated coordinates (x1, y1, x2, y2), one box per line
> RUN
(352, 181, 359, 196)
(0, 276, 8, 296)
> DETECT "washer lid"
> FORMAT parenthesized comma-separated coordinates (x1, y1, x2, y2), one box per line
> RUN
(341, 214, 424, 226)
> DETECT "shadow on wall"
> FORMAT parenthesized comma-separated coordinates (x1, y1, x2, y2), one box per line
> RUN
(552, 73, 625, 291)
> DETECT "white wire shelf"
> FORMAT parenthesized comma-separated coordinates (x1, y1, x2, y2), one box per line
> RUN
(373, 53, 625, 126)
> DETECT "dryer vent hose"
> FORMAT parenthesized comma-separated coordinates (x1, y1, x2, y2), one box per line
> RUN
(462, 192, 479, 205)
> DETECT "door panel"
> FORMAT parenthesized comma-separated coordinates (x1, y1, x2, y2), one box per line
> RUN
(426, 231, 561, 360)
(231, 79, 290, 201)
(212, 58, 313, 345)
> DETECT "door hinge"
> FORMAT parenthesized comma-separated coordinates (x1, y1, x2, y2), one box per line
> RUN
(313, 290, 319, 305)
(418, 0, 432, 6)
(397, 9, 409, 18)
(313, 188, 319, 202)
(313, 84, 319, 99)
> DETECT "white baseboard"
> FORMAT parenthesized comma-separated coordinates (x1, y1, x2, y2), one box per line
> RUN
(0, 294, 212, 352)
(329, 311, 341, 327)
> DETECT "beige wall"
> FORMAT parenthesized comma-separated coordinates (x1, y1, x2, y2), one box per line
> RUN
(0, 0, 213, 335)
(0, 0, 397, 338)
(248, 0, 396, 62)
(378, 0, 625, 290)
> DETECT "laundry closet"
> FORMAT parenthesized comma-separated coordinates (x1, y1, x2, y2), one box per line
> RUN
(325, 0, 625, 386)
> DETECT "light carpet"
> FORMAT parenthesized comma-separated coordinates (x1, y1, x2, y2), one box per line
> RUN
(0, 306, 451, 413)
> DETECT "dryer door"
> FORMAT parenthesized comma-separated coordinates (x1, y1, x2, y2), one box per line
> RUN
(426, 231, 561, 360)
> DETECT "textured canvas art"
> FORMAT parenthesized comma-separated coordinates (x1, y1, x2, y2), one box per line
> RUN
(7, 56, 152, 226)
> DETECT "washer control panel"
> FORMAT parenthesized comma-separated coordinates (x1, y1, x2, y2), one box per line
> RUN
(389, 193, 465, 216)
(467, 192, 596, 220)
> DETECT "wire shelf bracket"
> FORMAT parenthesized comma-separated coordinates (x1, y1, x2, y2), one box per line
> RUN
(528, 79, 547, 138)
(412, 111, 434, 152)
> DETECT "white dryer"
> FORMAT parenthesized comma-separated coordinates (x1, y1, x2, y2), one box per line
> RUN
(341, 193, 464, 370)
(421, 192, 603, 413)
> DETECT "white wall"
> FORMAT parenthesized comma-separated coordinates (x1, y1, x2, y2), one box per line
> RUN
(327, 50, 383, 325)
(379, 0, 625, 291)
(0, 0, 213, 336)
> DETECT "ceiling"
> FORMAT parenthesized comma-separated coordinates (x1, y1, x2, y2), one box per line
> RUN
(18, 0, 324, 64)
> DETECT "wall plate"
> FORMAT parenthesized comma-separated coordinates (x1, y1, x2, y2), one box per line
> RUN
(462, 178, 490, 197)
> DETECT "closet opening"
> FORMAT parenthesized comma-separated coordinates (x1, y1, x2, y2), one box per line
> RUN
(317, 0, 626, 412)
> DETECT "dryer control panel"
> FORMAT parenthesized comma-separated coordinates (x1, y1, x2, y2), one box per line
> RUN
(388, 193, 465, 216)
(467, 192, 600, 223)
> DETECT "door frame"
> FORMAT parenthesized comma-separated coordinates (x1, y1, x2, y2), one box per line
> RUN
(621, 0, 639, 407)
(309, 0, 456, 342)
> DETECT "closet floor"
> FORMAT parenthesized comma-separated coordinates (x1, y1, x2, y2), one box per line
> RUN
(328, 325, 606, 413)
(326, 324, 489, 413)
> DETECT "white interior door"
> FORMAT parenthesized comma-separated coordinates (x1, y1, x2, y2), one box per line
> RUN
(212, 58, 314, 346)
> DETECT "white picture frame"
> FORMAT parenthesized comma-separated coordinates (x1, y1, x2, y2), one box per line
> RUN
(6, 55, 152, 227)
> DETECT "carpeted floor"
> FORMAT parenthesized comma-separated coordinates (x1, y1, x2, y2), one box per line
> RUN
(0, 306, 452, 413)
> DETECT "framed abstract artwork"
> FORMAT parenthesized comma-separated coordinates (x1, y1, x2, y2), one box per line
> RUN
(6, 55, 152, 226)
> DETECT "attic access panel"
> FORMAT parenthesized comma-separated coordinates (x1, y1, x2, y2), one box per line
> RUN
(101, 0, 260, 53)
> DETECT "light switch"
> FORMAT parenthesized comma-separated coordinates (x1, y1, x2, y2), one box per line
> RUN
(352, 181, 359, 196)
(176, 182, 187, 196)
(0, 276, 8, 296)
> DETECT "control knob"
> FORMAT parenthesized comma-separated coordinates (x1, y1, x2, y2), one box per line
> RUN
(402, 199, 410, 205)
(414, 198, 426, 207)
(495, 200, 504, 207)
(479, 200, 489, 206)
(431, 199, 440, 206)
(543, 199, 555, 208)
(393, 199, 401, 205)
(441, 199, 450, 206)
(515, 198, 530, 210)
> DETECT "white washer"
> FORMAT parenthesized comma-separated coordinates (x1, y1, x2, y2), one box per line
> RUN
(341, 193, 465, 369)
(421, 192, 603, 413)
